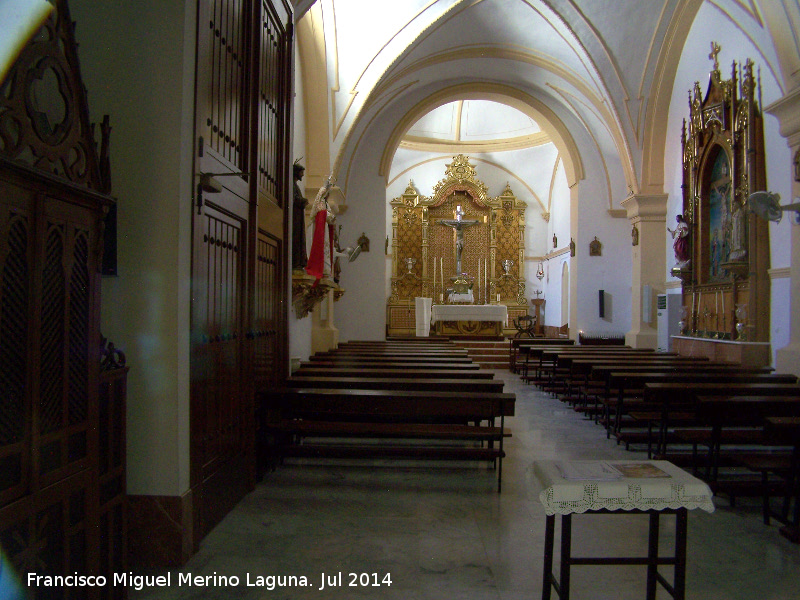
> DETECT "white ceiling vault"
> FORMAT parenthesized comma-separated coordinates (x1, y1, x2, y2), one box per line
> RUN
(292, 0, 788, 207)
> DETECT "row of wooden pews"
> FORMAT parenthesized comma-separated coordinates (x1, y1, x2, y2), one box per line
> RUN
(259, 340, 515, 492)
(524, 340, 800, 542)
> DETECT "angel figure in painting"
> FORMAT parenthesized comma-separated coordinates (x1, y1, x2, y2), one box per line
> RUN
(667, 214, 691, 268)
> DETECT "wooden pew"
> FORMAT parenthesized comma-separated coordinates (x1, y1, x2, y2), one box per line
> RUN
(260, 387, 515, 492)
(747, 416, 800, 542)
(525, 347, 653, 383)
(510, 338, 574, 374)
(285, 376, 505, 393)
(533, 349, 673, 393)
(580, 362, 771, 422)
(559, 356, 701, 407)
(608, 373, 798, 446)
(641, 382, 800, 460)
(691, 395, 800, 505)
(292, 367, 492, 379)
(298, 360, 481, 370)
(308, 354, 474, 363)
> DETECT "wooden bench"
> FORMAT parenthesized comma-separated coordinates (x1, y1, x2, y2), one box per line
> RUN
(745, 416, 800, 541)
(260, 387, 515, 492)
(578, 361, 760, 420)
(610, 374, 798, 447)
(299, 360, 481, 370)
(636, 383, 800, 488)
(292, 367, 493, 379)
(308, 354, 474, 363)
(285, 376, 505, 392)
(510, 338, 574, 374)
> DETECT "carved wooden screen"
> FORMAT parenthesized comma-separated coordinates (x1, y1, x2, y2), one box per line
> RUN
(679, 49, 769, 342)
(192, 0, 292, 539)
(0, 0, 118, 593)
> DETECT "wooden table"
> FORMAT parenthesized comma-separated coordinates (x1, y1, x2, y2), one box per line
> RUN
(535, 460, 714, 600)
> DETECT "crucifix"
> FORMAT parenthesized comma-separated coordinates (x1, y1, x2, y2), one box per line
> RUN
(709, 41, 721, 71)
(440, 205, 479, 276)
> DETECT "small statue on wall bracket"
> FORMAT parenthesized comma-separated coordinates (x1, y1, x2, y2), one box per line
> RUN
(631, 224, 639, 246)
(553, 233, 557, 248)
(569, 238, 575, 257)
(589, 236, 602, 256)
(358, 232, 370, 252)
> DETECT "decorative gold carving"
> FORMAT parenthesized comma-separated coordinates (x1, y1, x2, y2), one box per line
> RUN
(292, 273, 340, 318)
(680, 43, 769, 343)
(387, 157, 527, 336)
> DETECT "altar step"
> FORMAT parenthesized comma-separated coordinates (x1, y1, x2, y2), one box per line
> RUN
(451, 339, 511, 370)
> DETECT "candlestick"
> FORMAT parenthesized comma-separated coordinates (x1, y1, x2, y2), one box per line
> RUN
(484, 260, 487, 303)
(432, 256, 436, 291)
(715, 291, 718, 314)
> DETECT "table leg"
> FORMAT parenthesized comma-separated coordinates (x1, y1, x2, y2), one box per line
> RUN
(560, 514, 572, 600)
(674, 508, 688, 600)
(646, 512, 660, 600)
(542, 515, 555, 600)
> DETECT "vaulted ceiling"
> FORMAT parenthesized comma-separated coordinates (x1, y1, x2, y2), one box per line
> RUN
(294, 0, 783, 204)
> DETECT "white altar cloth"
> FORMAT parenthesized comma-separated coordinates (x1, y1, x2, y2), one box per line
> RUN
(431, 304, 508, 325)
(415, 297, 432, 337)
(534, 460, 715, 516)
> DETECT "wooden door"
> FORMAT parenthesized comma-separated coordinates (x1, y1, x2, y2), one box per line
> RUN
(191, 0, 291, 540)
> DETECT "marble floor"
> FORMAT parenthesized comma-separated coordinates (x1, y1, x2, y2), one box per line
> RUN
(131, 371, 800, 600)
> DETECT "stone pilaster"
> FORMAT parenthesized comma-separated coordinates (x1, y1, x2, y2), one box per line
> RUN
(621, 194, 668, 348)
(766, 87, 800, 375)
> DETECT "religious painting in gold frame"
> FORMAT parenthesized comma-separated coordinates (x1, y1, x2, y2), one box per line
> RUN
(679, 43, 769, 343)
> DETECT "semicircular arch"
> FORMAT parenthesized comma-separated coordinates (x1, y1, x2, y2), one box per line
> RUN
(376, 83, 585, 189)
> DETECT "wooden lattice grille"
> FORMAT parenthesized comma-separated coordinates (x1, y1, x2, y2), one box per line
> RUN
(201, 0, 248, 170)
(257, 1, 291, 205)
(253, 233, 282, 389)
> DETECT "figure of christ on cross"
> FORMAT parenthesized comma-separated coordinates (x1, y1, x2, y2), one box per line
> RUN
(440, 204, 480, 277)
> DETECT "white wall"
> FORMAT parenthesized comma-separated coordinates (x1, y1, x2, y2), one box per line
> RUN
(70, 0, 196, 496)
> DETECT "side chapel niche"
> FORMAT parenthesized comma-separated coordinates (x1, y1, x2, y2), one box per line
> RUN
(676, 43, 769, 351)
(386, 155, 528, 337)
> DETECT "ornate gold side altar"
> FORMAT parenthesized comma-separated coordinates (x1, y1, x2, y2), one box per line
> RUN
(672, 43, 770, 363)
(386, 155, 528, 337)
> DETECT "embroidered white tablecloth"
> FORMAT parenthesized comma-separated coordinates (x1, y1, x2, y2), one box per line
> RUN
(534, 460, 715, 516)
(431, 304, 508, 324)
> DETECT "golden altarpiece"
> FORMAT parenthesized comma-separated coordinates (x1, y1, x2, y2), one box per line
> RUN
(673, 44, 770, 365)
(386, 155, 528, 337)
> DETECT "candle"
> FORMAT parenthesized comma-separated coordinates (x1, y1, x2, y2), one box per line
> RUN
(432, 256, 436, 291)
(691, 291, 695, 317)
(477, 258, 481, 303)
(715, 291, 718, 313)
(484, 260, 488, 303)
(721, 290, 725, 315)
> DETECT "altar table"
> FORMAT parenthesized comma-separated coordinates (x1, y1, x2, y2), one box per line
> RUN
(534, 460, 714, 600)
(430, 304, 508, 337)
